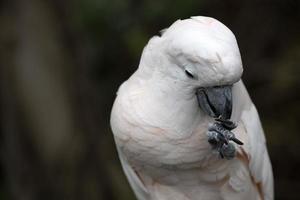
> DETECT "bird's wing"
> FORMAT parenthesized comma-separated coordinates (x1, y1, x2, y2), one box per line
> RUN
(116, 144, 150, 200)
(231, 81, 274, 200)
(111, 82, 151, 200)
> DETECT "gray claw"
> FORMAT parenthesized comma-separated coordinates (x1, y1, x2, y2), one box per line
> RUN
(230, 137, 243, 145)
(226, 131, 244, 145)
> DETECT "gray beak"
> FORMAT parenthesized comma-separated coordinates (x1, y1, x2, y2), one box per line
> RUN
(196, 85, 233, 119)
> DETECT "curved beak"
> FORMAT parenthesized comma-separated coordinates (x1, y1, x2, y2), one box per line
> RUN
(196, 85, 233, 119)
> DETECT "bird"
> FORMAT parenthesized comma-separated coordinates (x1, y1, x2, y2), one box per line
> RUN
(110, 16, 274, 200)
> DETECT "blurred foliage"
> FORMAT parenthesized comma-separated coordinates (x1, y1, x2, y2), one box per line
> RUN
(0, 0, 300, 199)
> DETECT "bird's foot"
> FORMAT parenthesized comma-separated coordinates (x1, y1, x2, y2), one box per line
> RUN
(207, 121, 243, 160)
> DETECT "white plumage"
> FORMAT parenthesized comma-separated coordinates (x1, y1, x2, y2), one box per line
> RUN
(110, 16, 274, 200)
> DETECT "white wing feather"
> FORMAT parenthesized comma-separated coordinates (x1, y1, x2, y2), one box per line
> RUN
(232, 81, 274, 200)
(116, 145, 150, 200)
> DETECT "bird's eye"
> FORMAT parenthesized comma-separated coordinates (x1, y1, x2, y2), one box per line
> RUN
(185, 70, 194, 79)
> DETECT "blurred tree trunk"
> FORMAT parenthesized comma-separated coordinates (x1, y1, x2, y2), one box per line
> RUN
(0, 0, 115, 199)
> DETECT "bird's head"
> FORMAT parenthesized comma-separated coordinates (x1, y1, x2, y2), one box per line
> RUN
(138, 16, 243, 120)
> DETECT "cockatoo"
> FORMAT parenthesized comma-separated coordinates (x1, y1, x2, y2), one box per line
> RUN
(110, 16, 274, 200)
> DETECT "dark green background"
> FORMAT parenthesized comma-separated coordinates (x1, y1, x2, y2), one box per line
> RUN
(0, 0, 299, 199)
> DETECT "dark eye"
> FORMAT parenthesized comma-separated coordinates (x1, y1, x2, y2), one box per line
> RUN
(185, 70, 194, 79)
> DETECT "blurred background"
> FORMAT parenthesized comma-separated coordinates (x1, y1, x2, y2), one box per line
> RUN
(0, 0, 299, 199)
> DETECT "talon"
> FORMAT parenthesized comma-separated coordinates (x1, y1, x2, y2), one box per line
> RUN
(225, 131, 244, 145)
(230, 137, 243, 145)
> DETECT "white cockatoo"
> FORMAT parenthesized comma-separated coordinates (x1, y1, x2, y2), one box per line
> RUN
(110, 16, 274, 200)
